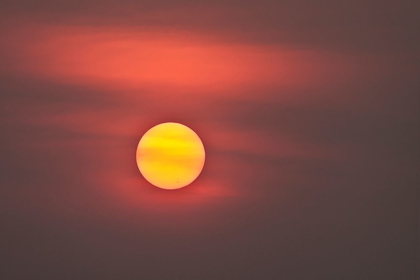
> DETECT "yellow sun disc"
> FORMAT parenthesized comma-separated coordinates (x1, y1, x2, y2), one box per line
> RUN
(136, 122, 205, 190)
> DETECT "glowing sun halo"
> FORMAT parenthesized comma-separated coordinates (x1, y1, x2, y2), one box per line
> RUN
(136, 123, 205, 190)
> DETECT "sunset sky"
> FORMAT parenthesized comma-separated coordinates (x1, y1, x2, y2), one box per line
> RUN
(0, 1, 418, 279)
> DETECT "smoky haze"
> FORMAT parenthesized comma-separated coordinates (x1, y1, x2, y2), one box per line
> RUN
(0, 0, 418, 279)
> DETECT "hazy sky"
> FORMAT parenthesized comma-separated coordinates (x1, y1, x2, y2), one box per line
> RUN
(0, 1, 418, 279)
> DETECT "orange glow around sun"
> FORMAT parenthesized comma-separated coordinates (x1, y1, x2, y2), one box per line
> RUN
(136, 123, 205, 190)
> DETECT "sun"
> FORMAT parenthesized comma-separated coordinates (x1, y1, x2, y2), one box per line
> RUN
(136, 122, 205, 190)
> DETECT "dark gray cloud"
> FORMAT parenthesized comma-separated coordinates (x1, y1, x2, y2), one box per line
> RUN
(2, 0, 418, 53)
